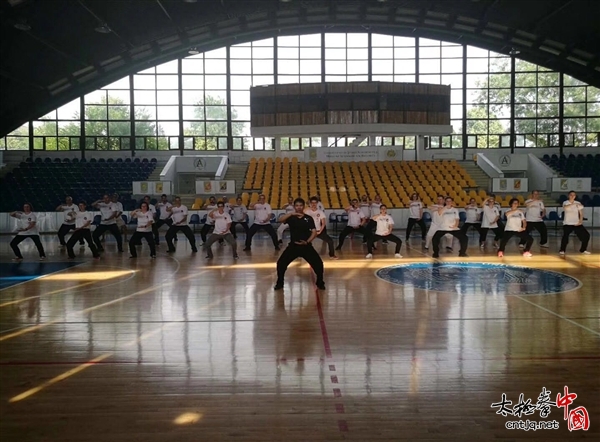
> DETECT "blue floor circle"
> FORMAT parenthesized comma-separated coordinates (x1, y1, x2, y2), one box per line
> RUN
(375, 262, 581, 296)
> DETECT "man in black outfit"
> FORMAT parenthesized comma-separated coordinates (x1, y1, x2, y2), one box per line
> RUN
(275, 198, 325, 291)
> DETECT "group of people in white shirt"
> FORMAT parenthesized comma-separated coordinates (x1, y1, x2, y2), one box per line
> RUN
(8, 189, 592, 262)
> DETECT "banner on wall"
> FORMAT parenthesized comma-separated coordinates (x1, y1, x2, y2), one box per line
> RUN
(195, 180, 235, 194)
(132, 181, 172, 195)
(304, 146, 402, 162)
(549, 177, 591, 193)
(492, 178, 528, 193)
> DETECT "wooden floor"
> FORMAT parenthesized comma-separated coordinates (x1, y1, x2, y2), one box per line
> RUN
(0, 230, 599, 441)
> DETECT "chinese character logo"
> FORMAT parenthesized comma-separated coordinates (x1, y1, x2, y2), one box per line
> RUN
(556, 386, 590, 432)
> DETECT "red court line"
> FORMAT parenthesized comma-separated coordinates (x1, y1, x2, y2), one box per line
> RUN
(314, 287, 333, 359)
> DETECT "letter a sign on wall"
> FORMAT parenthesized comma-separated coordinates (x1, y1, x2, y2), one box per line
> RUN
(499, 155, 512, 168)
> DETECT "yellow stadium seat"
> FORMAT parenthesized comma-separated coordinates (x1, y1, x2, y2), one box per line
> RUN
(191, 198, 203, 210)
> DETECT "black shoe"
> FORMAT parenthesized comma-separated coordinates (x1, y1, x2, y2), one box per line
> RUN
(118, 250, 124, 253)
(446, 247, 453, 252)
(275, 246, 280, 251)
(278, 239, 283, 244)
(205, 255, 212, 259)
(335, 246, 341, 251)
(243, 246, 251, 251)
(129, 255, 137, 259)
(274, 283, 284, 290)
(316, 282, 326, 290)
(233, 254, 239, 259)
(167, 249, 175, 254)
(382, 240, 388, 244)
(459, 253, 468, 257)
(432, 254, 439, 258)
(191, 248, 198, 253)
(174, 237, 178, 241)
(151, 255, 156, 259)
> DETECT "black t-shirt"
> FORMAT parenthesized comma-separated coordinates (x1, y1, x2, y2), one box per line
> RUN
(287, 214, 316, 244)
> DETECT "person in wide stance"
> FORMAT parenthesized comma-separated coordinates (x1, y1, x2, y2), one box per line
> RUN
(405, 193, 427, 241)
(497, 198, 533, 258)
(519, 190, 548, 249)
(66, 201, 99, 260)
(204, 201, 238, 260)
(305, 196, 338, 259)
(128, 202, 156, 259)
(244, 194, 280, 251)
(365, 205, 403, 259)
(336, 198, 370, 250)
(432, 197, 468, 259)
(559, 191, 591, 256)
(164, 197, 198, 254)
(274, 198, 325, 291)
(10, 203, 46, 261)
(56, 196, 84, 248)
(92, 194, 124, 253)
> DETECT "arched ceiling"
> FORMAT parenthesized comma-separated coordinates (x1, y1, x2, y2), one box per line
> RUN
(1, 0, 599, 136)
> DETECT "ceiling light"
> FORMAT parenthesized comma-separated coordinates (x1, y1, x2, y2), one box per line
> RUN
(188, 48, 199, 54)
(509, 47, 520, 56)
(95, 23, 112, 34)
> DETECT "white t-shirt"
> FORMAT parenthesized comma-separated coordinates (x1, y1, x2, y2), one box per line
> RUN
(283, 203, 295, 214)
(171, 205, 188, 225)
(17, 212, 39, 235)
(464, 205, 480, 224)
(231, 204, 248, 222)
(562, 200, 583, 226)
(505, 210, 525, 232)
(60, 204, 79, 225)
(317, 202, 325, 211)
(347, 207, 365, 228)
(429, 204, 444, 227)
(212, 211, 232, 235)
(370, 202, 382, 217)
(482, 206, 500, 229)
(359, 202, 371, 219)
(253, 203, 272, 225)
(146, 203, 156, 215)
(156, 202, 173, 220)
(440, 208, 460, 231)
(524, 199, 545, 223)
(305, 208, 326, 232)
(135, 211, 154, 232)
(97, 202, 118, 225)
(408, 201, 423, 219)
(205, 204, 217, 225)
(75, 211, 93, 229)
(113, 202, 124, 214)
(375, 214, 394, 236)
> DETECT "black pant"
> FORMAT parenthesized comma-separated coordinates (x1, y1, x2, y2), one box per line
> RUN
(129, 231, 156, 257)
(368, 233, 402, 254)
(406, 218, 427, 240)
(460, 222, 481, 236)
(560, 225, 590, 253)
(479, 227, 502, 244)
(165, 225, 197, 252)
(67, 229, 99, 258)
(152, 218, 173, 243)
(337, 225, 371, 248)
(10, 235, 46, 259)
(92, 224, 123, 252)
(316, 228, 335, 257)
(364, 219, 376, 242)
(433, 230, 468, 256)
(519, 221, 547, 246)
(499, 230, 533, 253)
(230, 221, 249, 238)
(276, 244, 324, 286)
(58, 223, 84, 246)
(200, 223, 214, 243)
(245, 223, 279, 249)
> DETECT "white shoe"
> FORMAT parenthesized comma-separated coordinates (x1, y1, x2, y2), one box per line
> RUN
(559, 251, 565, 256)
(581, 251, 591, 255)
(365, 253, 373, 259)
(540, 243, 549, 248)
(394, 253, 402, 258)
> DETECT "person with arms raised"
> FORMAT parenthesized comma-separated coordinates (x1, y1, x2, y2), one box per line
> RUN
(10, 202, 46, 261)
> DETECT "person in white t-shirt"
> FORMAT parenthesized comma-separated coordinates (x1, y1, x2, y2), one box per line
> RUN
(142, 195, 156, 216)
(92, 194, 124, 253)
(519, 190, 548, 248)
(359, 195, 372, 244)
(304, 196, 338, 259)
(229, 197, 249, 239)
(56, 196, 84, 248)
(460, 198, 482, 237)
(277, 197, 295, 244)
(164, 196, 198, 254)
(66, 201, 100, 260)
(153, 194, 173, 245)
(336, 198, 370, 250)
(244, 194, 280, 251)
(128, 202, 156, 259)
(365, 205, 402, 259)
(425, 195, 453, 250)
(369, 195, 387, 243)
(9, 202, 46, 261)
(559, 191, 591, 255)
(497, 198, 533, 258)
(200, 196, 218, 244)
(405, 193, 427, 241)
(315, 194, 325, 212)
(479, 196, 503, 249)
(431, 197, 468, 259)
(204, 201, 238, 259)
